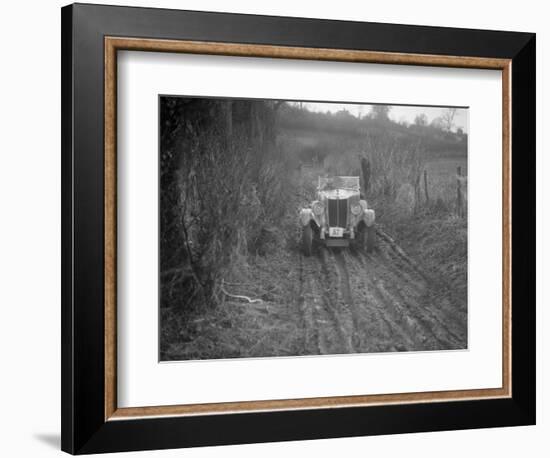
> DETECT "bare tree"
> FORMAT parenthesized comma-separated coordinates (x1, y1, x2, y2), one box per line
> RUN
(430, 116, 445, 130)
(441, 108, 457, 132)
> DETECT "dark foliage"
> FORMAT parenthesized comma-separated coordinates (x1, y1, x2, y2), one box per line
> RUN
(160, 97, 291, 312)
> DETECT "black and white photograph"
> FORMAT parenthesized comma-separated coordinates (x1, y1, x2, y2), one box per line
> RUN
(0, 0, 542, 456)
(159, 96, 469, 361)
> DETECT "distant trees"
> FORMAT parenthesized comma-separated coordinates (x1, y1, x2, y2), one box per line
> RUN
(398, 117, 409, 127)
(277, 102, 466, 156)
(334, 108, 355, 121)
(414, 113, 428, 127)
(414, 109, 460, 133)
(369, 105, 391, 121)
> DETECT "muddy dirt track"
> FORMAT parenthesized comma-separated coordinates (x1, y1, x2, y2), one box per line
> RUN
(295, 234, 467, 356)
(162, 230, 467, 361)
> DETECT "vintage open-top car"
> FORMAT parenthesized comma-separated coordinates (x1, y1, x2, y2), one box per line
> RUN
(299, 176, 376, 255)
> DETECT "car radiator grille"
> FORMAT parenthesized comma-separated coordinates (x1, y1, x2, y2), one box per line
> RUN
(327, 199, 348, 228)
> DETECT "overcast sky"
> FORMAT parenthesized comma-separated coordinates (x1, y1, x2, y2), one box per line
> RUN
(295, 102, 468, 133)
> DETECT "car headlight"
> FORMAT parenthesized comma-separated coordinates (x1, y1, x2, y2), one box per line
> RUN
(351, 203, 363, 216)
(312, 202, 324, 216)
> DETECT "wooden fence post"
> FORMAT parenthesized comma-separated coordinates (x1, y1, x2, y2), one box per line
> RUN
(456, 166, 463, 218)
(423, 169, 430, 205)
(414, 173, 421, 214)
(361, 156, 371, 196)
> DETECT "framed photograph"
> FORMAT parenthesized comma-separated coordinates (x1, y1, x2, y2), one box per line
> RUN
(61, 3, 535, 454)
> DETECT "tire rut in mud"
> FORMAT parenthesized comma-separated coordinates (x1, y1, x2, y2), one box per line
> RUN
(317, 249, 354, 354)
(297, 248, 355, 355)
(344, 250, 418, 352)
(296, 231, 467, 355)
(345, 238, 467, 352)
(297, 253, 322, 354)
(375, 237, 467, 346)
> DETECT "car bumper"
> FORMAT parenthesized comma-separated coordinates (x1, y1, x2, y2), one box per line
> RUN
(323, 238, 350, 247)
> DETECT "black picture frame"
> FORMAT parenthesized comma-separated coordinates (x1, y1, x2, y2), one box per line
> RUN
(61, 3, 535, 454)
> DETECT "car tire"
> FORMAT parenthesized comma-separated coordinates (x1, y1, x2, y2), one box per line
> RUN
(302, 224, 313, 256)
(366, 225, 376, 253)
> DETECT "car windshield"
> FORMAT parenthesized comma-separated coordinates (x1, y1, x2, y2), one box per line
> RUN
(318, 176, 360, 191)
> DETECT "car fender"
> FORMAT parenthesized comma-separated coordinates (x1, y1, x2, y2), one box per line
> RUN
(299, 208, 315, 226)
